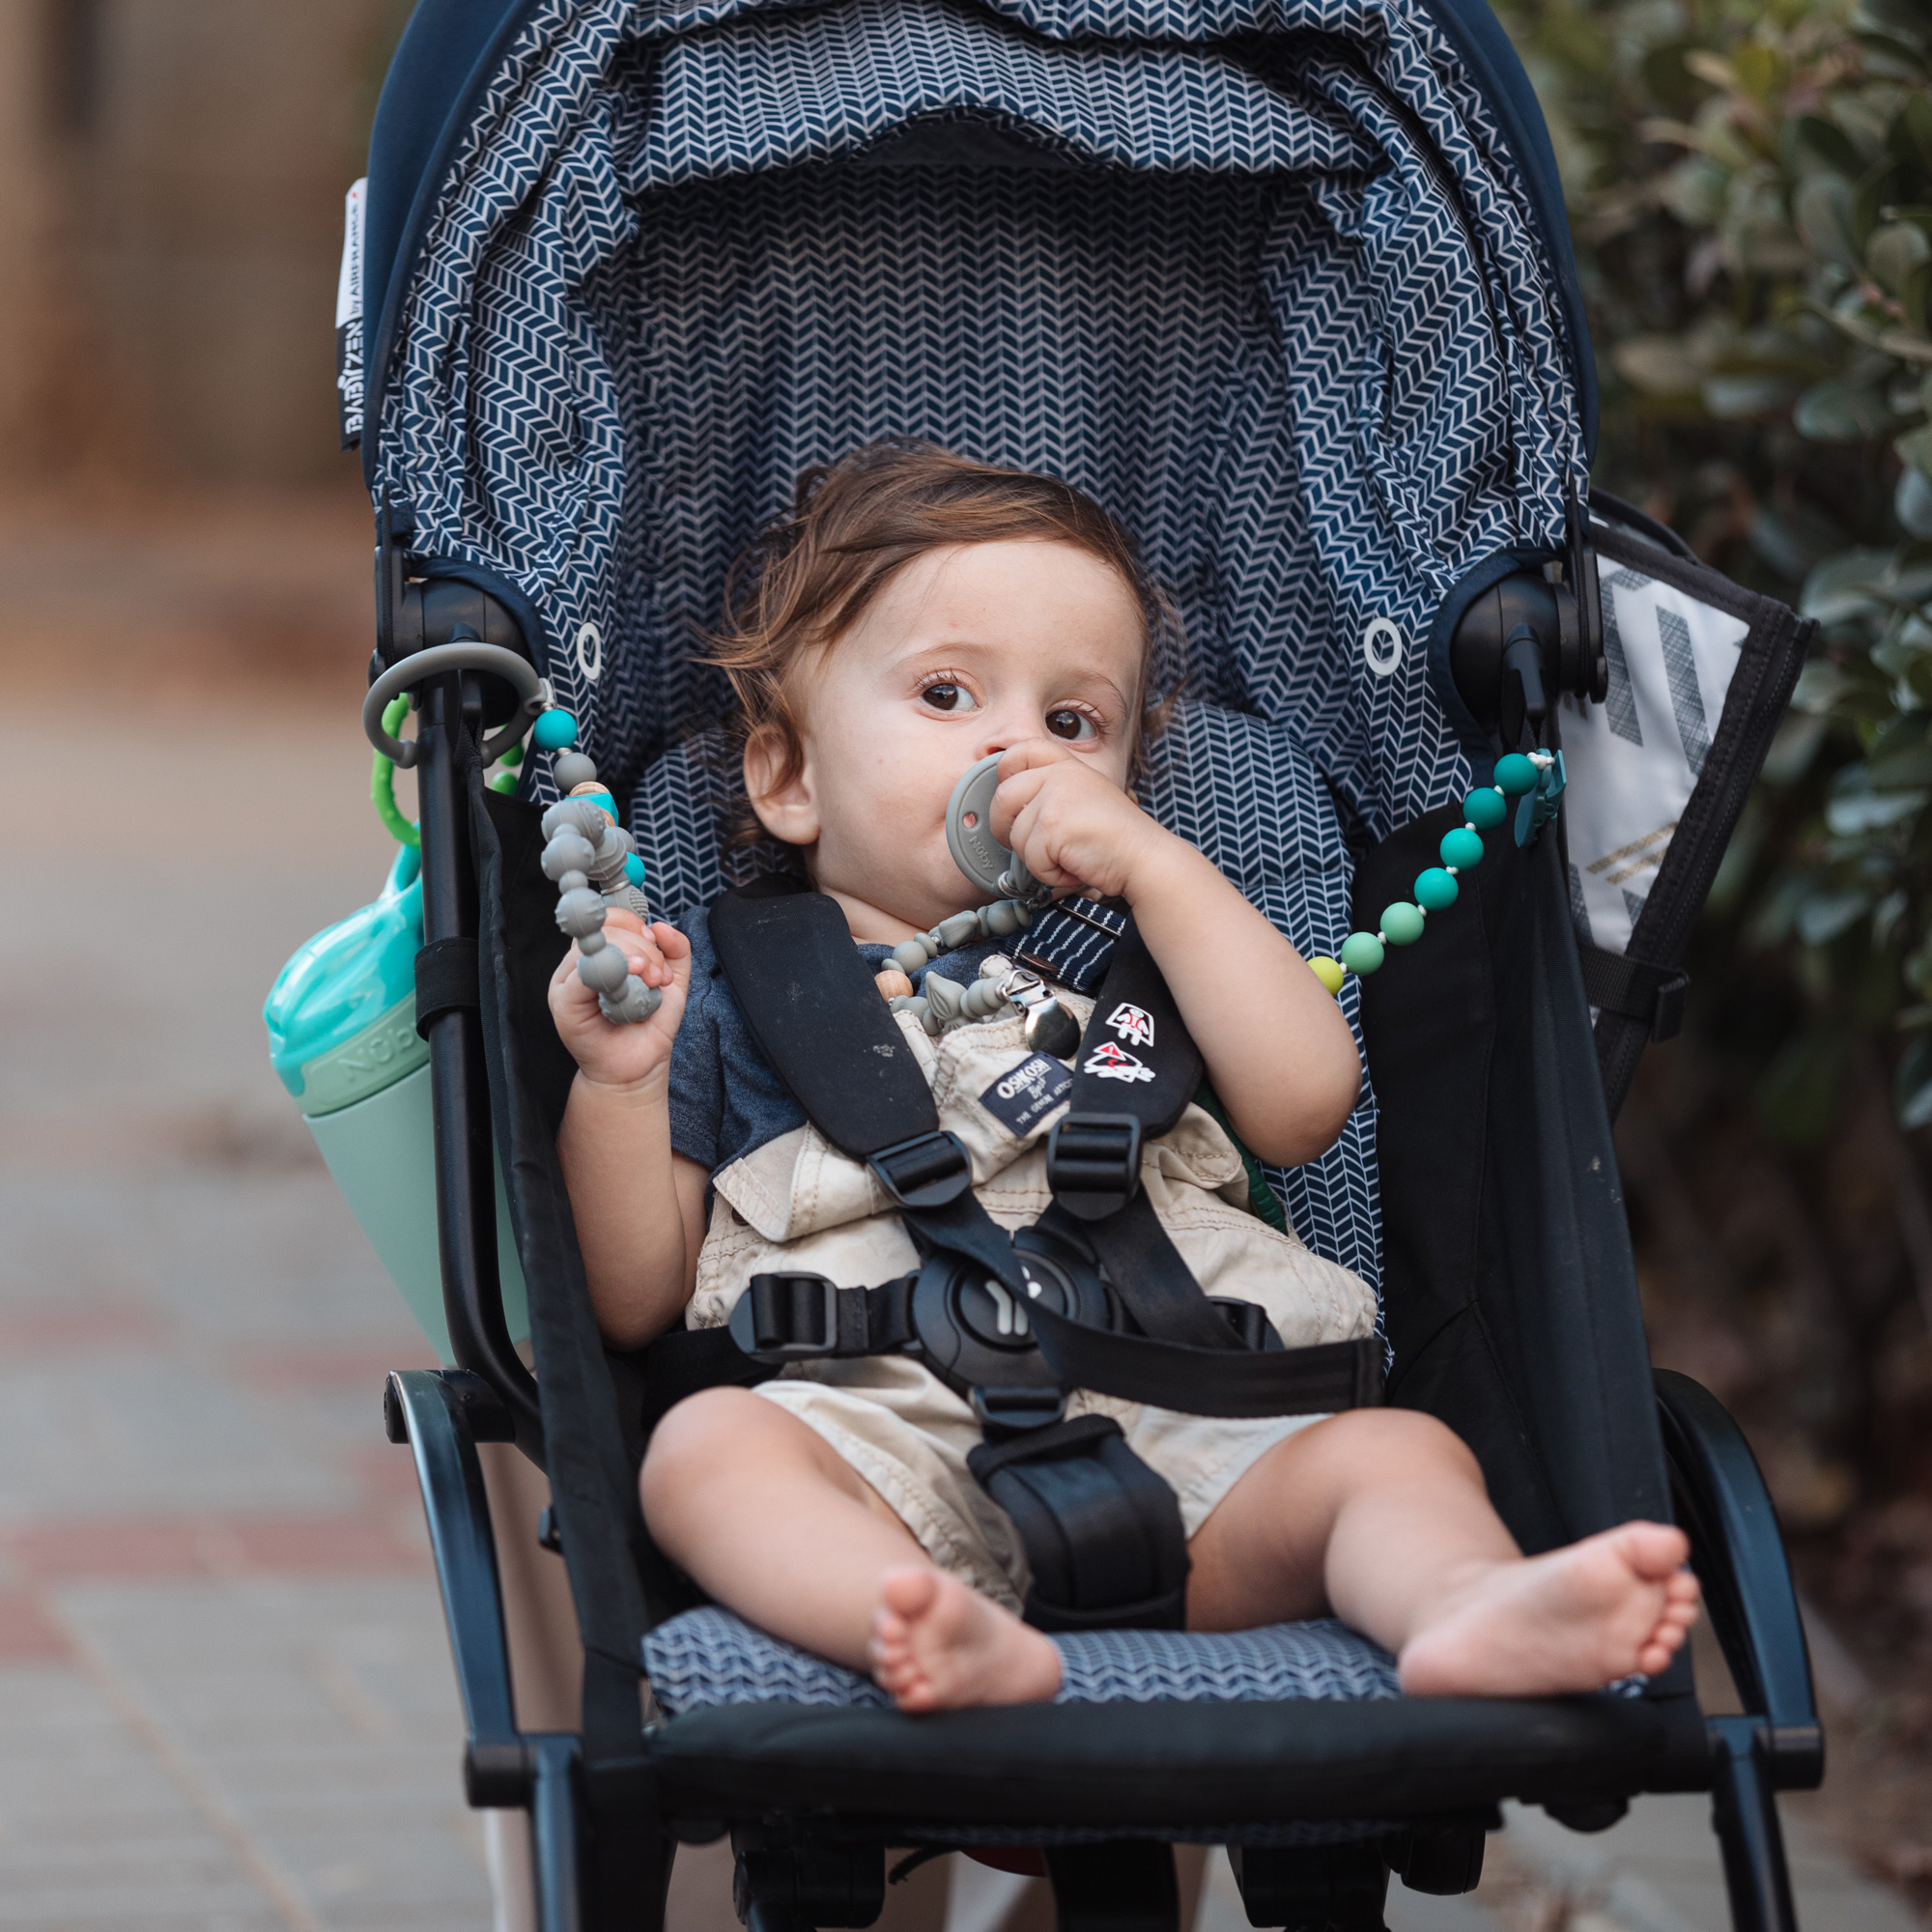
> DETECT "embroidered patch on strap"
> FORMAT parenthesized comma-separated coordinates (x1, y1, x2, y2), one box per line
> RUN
(978, 1053, 1073, 1136)
(1083, 1042, 1155, 1084)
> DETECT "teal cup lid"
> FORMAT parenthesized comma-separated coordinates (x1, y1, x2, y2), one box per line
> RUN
(265, 845, 431, 1115)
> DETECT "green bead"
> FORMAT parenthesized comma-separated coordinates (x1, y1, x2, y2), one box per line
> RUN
(1308, 955, 1346, 995)
(1339, 932, 1385, 976)
(1463, 786, 1506, 830)
(1439, 826, 1485, 871)
(1380, 902, 1425, 946)
(1414, 867, 1459, 912)
(1493, 753, 1538, 797)
(623, 853, 646, 888)
(533, 708, 579, 752)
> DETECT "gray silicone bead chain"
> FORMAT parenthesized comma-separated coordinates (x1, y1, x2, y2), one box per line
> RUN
(540, 794, 661, 1025)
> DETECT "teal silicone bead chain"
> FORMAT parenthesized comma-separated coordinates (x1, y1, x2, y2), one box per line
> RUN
(1307, 753, 1549, 996)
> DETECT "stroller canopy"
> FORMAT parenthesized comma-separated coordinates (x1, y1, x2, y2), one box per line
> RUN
(365, 0, 1593, 809)
(361, 0, 1603, 1294)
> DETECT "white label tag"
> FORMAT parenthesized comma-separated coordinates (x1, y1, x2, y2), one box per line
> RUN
(336, 178, 366, 448)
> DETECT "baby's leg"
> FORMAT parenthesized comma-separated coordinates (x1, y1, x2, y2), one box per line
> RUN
(1187, 1408, 1699, 1696)
(641, 1388, 1060, 1708)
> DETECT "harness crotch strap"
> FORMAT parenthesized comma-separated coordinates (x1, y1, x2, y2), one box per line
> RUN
(707, 877, 1380, 1633)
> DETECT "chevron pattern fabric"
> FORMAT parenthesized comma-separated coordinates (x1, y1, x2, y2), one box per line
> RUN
(641, 1610, 1404, 1839)
(376, 0, 1588, 1292)
(642, 1605, 1399, 1712)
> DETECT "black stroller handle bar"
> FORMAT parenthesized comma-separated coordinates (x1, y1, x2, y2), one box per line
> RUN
(365, 640, 550, 769)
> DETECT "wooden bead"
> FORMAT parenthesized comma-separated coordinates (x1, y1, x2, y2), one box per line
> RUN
(875, 967, 915, 1002)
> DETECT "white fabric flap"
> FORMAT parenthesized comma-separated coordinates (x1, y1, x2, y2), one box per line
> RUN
(1559, 564, 1749, 955)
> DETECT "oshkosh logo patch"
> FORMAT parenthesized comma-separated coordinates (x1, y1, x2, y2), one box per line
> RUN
(1083, 1041, 1155, 1084)
(978, 1053, 1073, 1137)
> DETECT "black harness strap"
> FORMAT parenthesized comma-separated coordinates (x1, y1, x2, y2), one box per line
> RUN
(710, 880, 1034, 1299)
(1046, 924, 1241, 1351)
(1026, 1306, 1384, 1416)
(1061, 916, 1200, 1141)
(1040, 1192, 1244, 1352)
(968, 1416, 1189, 1632)
(708, 878, 935, 1157)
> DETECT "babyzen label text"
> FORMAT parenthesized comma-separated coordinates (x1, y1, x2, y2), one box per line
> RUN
(977, 1053, 1073, 1138)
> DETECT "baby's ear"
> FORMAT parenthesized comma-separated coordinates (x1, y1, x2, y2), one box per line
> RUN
(742, 724, 818, 846)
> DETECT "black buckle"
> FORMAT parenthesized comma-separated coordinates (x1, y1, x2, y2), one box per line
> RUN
(740, 1272, 840, 1356)
(868, 1130, 973, 1210)
(1045, 1113, 1143, 1222)
(1651, 970, 1690, 1042)
(1210, 1296, 1277, 1352)
(971, 1385, 1068, 1434)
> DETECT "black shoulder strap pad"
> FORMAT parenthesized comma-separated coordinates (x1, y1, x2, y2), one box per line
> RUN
(1065, 915, 1202, 1137)
(708, 879, 937, 1159)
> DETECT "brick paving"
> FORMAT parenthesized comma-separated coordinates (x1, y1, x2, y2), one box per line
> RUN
(0, 700, 488, 1930)
(2, 696, 1919, 1930)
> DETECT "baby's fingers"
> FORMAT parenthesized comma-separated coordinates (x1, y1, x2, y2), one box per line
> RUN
(987, 765, 1048, 847)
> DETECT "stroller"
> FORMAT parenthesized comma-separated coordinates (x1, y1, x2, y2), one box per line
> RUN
(319, 0, 1820, 1924)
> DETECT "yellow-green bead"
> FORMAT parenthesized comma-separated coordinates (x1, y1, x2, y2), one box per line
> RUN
(1339, 932, 1385, 976)
(1381, 902, 1425, 946)
(1414, 867, 1459, 912)
(1463, 786, 1506, 830)
(1440, 826, 1484, 871)
(1309, 955, 1346, 995)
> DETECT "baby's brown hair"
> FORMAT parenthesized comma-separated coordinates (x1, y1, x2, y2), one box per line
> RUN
(708, 441, 1179, 846)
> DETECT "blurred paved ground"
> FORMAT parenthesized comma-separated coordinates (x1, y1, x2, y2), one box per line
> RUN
(0, 674, 1920, 1929)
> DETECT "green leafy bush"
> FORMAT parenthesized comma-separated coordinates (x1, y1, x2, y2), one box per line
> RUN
(1500, 0, 1932, 1129)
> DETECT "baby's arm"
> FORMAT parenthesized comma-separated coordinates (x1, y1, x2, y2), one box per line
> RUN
(992, 742, 1361, 1167)
(551, 915, 711, 1350)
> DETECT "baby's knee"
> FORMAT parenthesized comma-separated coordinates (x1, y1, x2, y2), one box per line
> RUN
(640, 1385, 770, 1509)
(1309, 1405, 1482, 1486)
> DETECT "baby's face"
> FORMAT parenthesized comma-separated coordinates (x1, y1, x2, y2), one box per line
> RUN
(751, 539, 1144, 937)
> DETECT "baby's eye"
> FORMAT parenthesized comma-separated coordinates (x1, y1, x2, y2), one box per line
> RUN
(1045, 707, 1096, 742)
(921, 682, 977, 714)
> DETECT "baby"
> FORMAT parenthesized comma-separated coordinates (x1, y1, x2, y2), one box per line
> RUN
(550, 442, 1699, 1712)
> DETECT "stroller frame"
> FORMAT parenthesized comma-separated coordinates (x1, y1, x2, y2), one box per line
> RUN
(347, 3, 1824, 1927)
(379, 659, 1821, 1932)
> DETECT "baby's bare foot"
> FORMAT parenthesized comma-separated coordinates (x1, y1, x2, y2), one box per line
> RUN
(868, 1569, 1063, 1712)
(1399, 1522, 1700, 1697)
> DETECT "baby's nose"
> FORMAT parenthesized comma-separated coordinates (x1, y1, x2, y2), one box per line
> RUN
(974, 709, 1037, 762)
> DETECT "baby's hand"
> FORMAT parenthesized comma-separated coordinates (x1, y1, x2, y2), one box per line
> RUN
(989, 740, 1175, 902)
(548, 912, 692, 1093)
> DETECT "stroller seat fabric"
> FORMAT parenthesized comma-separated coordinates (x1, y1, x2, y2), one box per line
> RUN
(643, 1605, 1401, 1714)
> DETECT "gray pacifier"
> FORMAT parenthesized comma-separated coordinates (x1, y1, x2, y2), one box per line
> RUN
(942, 755, 1079, 1058)
(945, 753, 1039, 900)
